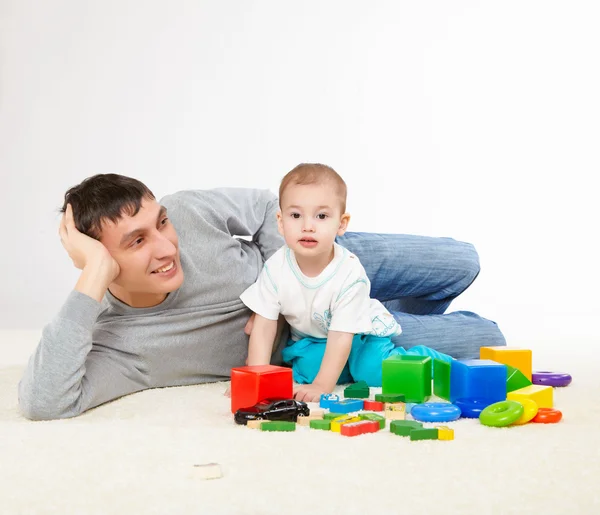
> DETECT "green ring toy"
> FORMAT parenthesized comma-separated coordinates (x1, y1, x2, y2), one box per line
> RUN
(479, 400, 524, 427)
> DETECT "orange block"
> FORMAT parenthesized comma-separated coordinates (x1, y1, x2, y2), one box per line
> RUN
(480, 347, 532, 380)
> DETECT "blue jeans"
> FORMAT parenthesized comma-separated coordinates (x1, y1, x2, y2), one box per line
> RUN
(335, 232, 506, 359)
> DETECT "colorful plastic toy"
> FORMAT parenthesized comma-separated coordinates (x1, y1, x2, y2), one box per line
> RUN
(375, 393, 405, 403)
(234, 398, 309, 425)
(330, 415, 361, 432)
(344, 381, 370, 399)
(323, 412, 345, 420)
(230, 365, 293, 413)
(532, 408, 562, 423)
(359, 413, 386, 429)
(433, 359, 451, 401)
(479, 400, 524, 427)
(454, 398, 494, 418)
(511, 398, 539, 425)
(436, 426, 455, 440)
(506, 365, 533, 393)
(409, 428, 439, 441)
(450, 359, 507, 404)
(363, 400, 385, 411)
(532, 371, 572, 387)
(310, 419, 332, 430)
(341, 420, 380, 437)
(384, 402, 406, 420)
(507, 385, 553, 408)
(319, 393, 340, 409)
(382, 355, 432, 403)
(480, 346, 532, 380)
(390, 420, 423, 437)
(411, 402, 461, 423)
(328, 399, 364, 414)
(260, 421, 296, 432)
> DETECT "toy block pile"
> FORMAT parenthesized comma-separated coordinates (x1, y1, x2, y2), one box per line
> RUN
(229, 346, 571, 437)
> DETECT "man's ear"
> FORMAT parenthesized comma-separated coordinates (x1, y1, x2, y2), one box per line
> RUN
(337, 213, 351, 236)
(276, 210, 284, 236)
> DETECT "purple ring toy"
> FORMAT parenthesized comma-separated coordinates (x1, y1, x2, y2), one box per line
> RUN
(532, 371, 572, 387)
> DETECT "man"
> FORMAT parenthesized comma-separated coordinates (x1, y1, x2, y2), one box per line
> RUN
(19, 172, 505, 420)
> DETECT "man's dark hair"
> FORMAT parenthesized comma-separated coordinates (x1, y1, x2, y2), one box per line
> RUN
(61, 174, 156, 239)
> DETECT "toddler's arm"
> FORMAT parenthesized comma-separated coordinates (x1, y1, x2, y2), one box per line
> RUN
(294, 331, 353, 402)
(246, 314, 279, 366)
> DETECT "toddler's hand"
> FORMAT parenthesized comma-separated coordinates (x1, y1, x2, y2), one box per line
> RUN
(293, 383, 329, 403)
(224, 386, 231, 398)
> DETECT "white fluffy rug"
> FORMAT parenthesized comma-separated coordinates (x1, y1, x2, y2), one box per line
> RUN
(0, 332, 598, 515)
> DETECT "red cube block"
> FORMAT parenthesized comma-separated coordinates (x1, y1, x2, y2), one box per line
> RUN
(230, 365, 293, 413)
(340, 420, 380, 437)
(363, 400, 385, 411)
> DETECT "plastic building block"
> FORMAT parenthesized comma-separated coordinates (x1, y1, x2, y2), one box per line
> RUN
(359, 413, 386, 429)
(340, 420, 380, 437)
(319, 393, 340, 409)
(260, 421, 296, 432)
(363, 400, 385, 411)
(328, 399, 364, 413)
(390, 420, 423, 436)
(297, 415, 324, 426)
(507, 385, 553, 408)
(246, 420, 263, 429)
(384, 402, 406, 420)
(230, 365, 293, 413)
(449, 359, 507, 404)
(323, 412, 345, 420)
(344, 381, 370, 399)
(330, 415, 361, 432)
(433, 359, 451, 401)
(480, 347, 532, 380)
(506, 365, 532, 393)
(310, 419, 332, 430)
(382, 355, 432, 403)
(375, 393, 405, 403)
(309, 408, 325, 418)
(409, 428, 439, 441)
(436, 426, 454, 440)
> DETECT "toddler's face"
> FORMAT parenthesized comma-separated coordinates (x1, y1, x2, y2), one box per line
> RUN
(277, 182, 349, 259)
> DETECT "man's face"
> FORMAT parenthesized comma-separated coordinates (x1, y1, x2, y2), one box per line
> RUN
(99, 198, 184, 307)
(277, 182, 349, 260)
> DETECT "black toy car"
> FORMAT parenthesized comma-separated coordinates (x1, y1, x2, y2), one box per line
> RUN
(234, 398, 310, 425)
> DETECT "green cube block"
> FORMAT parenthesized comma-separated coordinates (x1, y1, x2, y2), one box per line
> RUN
(260, 421, 296, 432)
(310, 419, 331, 430)
(382, 355, 432, 403)
(323, 412, 345, 420)
(359, 413, 386, 430)
(344, 381, 370, 399)
(390, 420, 423, 436)
(506, 365, 532, 393)
(433, 359, 451, 401)
(409, 428, 439, 441)
(374, 393, 406, 403)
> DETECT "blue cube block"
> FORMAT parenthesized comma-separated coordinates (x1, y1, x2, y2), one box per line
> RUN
(319, 393, 340, 409)
(450, 359, 507, 403)
(328, 399, 364, 414)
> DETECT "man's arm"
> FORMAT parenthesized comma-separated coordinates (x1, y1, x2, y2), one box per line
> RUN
(293, 331, 353, 403)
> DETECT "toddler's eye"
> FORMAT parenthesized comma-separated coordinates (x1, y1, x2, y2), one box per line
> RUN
(317, 214, 328, 220)
(291, 213, 300, 219)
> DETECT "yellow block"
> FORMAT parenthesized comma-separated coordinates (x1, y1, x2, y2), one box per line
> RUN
(384, 402, 406, 420)
(480, 346, 533, 380)
(436, 426, 454, 441)
(508, 385, 553, 408)
(331, 415, 361, 432)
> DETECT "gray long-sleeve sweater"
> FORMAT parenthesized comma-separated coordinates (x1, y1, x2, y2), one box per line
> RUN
(18, 188, 285, 420)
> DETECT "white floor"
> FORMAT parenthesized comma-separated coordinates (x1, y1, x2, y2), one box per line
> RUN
(1, 331, 599, 515)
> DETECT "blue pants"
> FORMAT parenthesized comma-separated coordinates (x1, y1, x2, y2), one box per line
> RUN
(335, 232, 506, 359)
(282, 334, 453, 386)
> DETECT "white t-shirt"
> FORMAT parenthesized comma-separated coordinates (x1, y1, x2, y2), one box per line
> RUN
(240, 243, 402, 341)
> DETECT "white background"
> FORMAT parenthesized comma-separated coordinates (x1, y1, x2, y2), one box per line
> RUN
(1, 0, 597, 345)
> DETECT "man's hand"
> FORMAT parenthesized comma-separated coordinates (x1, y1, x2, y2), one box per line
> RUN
(294, 383, 331, 403)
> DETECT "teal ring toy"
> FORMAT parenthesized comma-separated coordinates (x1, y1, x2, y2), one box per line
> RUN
(411, 402, 461, 423)
(479, 400, 524, 427)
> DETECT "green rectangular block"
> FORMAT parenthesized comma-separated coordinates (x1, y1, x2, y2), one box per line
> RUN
(323, 412, 345, 420)
(390, 420, 423, 436)
(409, 428, 439, 441)
(260, 421, 296, 432)
(359, 413, 386, 430)
(344, 381, 370, 399)
(382, 355, 432, 403)
(433, 359, 451, 401)
(310, 419, 331, 430)
(375, 393, 406, 403)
